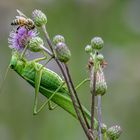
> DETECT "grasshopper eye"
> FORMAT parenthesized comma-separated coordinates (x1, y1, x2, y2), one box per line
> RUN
(9, 53, 18, 69)
(10, 63, 15, 69)
(10, 58, 16, 69)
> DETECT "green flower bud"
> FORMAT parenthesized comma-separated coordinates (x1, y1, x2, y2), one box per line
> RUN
(85, 45, 93, 54)
(55, 42, 71, 63)
(101, 124, 107, 133)
(91, 37, 104, 50)
(97, 54, 104, 62)
(32, 9, 47, 27)
(28, 37, 44, 52)
(96, 68, 107, 96)
(53, 35, 65, 45)
(107, 125, 122, 140)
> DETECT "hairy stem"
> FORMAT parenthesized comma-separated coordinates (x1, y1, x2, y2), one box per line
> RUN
(56, 59, 92, 139)
(41, 24, 92, 139)
(97, 95, 102, 140)
(64, 64, 90, 129)
(42, 25, 55, 54)
(90, 66, 96, 131)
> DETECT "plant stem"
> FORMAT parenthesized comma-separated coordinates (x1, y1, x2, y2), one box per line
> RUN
(97, 95, 102, 140)
(90, 66, 96, 131)
(41, 25, 55, 54)
(103, 132, 107, 140)
(56, 60, 92, 140)
(90, 52, 98, 132)
(40, 45, 53, 57)
(64, 64, 90, 129)
(41, 24, 92, 139)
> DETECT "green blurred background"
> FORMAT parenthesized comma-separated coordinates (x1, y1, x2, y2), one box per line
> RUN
(0, 0, 140, 140)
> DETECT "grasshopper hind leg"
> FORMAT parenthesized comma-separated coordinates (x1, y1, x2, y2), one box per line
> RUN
(48, 101, 57, 110)
(33, 59, 65, 115)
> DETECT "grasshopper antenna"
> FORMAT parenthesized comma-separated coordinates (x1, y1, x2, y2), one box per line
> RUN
(0, 64, 10, 95)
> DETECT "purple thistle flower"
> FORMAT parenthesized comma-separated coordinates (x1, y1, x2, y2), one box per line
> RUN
(8, 27, 37, 51)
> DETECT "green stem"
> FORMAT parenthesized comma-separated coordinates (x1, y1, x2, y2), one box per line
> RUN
(90, 52, 98, 131)
(97, 95, 102, 140)
(41, 25, 92, 139)
(103, 132, 107, 140)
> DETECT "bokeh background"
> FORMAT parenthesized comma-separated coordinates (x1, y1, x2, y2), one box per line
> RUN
(0, 0, 140, 140)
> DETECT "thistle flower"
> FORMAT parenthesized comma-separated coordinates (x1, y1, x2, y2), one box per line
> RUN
(101, 123, 107, 133)
(53, 35, 65, 45)
(85, 45, 93, 54)
(91, 37, 104, 50)
(8, 27, 37, 51)
(28, 37, 44, 52)
(55, 42, 71, 63)
(107, 125, 122, 140)
(32, 9, 47, 27)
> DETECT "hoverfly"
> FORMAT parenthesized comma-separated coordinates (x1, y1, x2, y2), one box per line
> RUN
(11, 9, 35, 31)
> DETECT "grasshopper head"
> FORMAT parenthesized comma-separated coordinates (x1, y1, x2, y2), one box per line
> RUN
(10, 52, 19, 69)
(10, 52, 25, 72)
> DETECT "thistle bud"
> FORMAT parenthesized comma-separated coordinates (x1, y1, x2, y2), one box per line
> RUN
(28, 37, 43, 52)
(91, 37, 104, 50)
(101, 123, 107, 133)
(53, 35, 65, 45)
(107, 125, 122, 140)
(32, 9, 47, 27)
(95, 67, 107, 96)
(97, 54, 104, 62)
(85, 45, 92, 54)
(55, 42, 71, 63)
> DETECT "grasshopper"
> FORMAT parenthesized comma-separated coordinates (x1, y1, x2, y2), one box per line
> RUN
(9, 51, 98, 129)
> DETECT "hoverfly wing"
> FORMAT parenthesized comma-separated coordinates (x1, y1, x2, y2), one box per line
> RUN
(16, 9, 27, 18)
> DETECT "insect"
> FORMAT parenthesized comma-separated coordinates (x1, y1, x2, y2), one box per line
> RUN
(11, 9, 35, 31)
(9, 51, 98, 129)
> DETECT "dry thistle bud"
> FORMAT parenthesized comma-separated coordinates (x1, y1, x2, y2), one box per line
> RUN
(32, 9, 47, 27)
(91, 37, 104, 50)
(107, 125, 122, 140)
(53, 35, 65, 45)
(95, 67, 107, 96)
(55, 42, 71, 63)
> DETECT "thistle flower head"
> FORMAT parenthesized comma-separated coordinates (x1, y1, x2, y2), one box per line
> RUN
(107, 125, 122, 140)
(85, 45, 93, 54)
(28, 37, 44, 52)
(101, 123, 107, 133)
(55, 42, 71, 63)
(97, 54, 104, 62)
(95, 67, 107, 96)
(91, 37, 104, 50)
(8, 27, 37, 51)
(32, 9, 47, 27)
(53, 35, 65, 45)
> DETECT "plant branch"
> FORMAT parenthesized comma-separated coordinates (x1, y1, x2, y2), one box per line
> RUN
(41, 25, 55, 55)
(41, 25, 92, 139)
(57, 60, 92, 139)
(97, 95, 102, 140)
(64, 64, 90, 129)
(90, 66, 96, 131)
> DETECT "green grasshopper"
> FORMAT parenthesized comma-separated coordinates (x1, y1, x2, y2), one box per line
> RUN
(9, 51, 98, 129)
